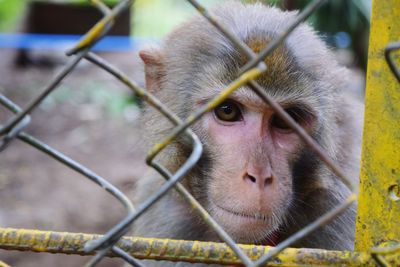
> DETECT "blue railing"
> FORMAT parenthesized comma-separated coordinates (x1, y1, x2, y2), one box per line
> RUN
(0, 33, 150, 51)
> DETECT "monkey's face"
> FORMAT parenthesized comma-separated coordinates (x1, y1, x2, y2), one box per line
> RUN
(199, 89, 316, 244)
(139, 17, 334, 244)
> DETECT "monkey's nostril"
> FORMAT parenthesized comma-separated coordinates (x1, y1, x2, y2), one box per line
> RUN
(245, 173, 274, 188)
(248, 175, 257, 183)
(265, 176, 273, 186)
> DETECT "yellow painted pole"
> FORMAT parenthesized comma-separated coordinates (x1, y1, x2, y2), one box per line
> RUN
(355, 0, 400, 251)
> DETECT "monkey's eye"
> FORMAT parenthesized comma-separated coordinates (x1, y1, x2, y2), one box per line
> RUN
(214, 100, 242, 122)
(271, 108, 309, 132)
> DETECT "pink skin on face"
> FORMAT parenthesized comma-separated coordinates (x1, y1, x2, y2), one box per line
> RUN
(199, 95, 314, 243)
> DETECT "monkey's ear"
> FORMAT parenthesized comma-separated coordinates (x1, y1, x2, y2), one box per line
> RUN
(139, 48, 164, 93)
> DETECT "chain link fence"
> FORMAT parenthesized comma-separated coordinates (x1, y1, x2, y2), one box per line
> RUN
(0, 0, 399, 266)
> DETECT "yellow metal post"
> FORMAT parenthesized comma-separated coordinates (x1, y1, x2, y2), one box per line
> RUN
(355, 0, 400, 251)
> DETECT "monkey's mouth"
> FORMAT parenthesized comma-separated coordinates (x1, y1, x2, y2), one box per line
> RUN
(215, 203, 270, 222)
(210, 201, 282, 244)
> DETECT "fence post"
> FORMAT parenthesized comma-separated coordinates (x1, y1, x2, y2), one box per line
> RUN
(355, 0, 400, 251)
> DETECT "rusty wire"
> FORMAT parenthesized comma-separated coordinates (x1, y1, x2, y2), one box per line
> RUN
(3, 227, 396, 267)
(0, 0, 362, 266)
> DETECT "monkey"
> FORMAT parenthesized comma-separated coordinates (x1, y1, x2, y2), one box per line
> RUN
(131, 1, 363, 265)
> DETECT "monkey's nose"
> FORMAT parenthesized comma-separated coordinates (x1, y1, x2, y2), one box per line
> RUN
(244, 173, 273, 189)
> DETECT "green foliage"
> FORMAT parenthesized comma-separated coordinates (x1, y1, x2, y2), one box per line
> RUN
(38, 0, 119, 5)
(0, 0, 26, 32)
(279, 0, 371, 69)
(133, 0, 229, 37)
(288, 0, 370, 34)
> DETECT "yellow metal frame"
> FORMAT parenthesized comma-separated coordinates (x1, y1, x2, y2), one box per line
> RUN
(355, 0, 400, 251)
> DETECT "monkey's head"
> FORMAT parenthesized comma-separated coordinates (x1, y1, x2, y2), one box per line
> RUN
(139, 2, 348, 244)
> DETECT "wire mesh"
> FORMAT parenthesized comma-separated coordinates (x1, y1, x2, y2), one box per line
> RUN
(0, 0, 372, 266)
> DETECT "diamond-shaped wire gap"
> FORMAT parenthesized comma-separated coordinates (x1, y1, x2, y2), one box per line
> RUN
(81, 53, 205, 265)
(83, 53, 267, 266)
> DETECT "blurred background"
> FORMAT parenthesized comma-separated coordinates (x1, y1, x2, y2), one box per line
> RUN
(0, 0, 370, 266)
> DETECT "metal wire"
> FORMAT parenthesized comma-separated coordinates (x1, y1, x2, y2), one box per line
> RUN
(0, 0, 365, 266)
(384, 42, 400, 83)
(186, 0, 357, 265)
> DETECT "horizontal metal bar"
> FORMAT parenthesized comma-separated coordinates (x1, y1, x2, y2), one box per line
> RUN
(1, 228, 399, 266)
(384, 42, 400, 83)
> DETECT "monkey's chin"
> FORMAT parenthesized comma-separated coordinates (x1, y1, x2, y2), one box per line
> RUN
(210, 203, 281, 244)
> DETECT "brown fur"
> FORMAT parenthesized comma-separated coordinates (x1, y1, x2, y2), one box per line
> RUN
(132, 2, 363, 266)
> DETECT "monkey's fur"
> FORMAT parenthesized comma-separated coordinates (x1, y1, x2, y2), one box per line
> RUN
(133, 2, 363, 266)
